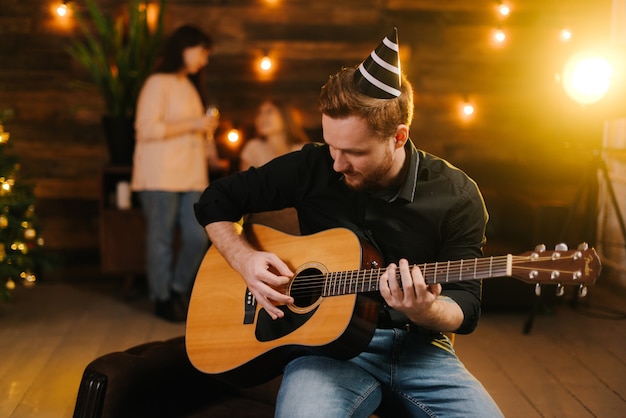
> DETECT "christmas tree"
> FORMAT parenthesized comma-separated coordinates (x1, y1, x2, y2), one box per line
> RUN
(0, 109, 45, 301)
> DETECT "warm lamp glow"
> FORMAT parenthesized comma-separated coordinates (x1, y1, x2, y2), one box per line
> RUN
(562, 51, 613, 105)
(463, 103, 475, 116)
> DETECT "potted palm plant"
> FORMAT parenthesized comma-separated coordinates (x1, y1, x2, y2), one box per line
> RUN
(68, 0, 166, 165)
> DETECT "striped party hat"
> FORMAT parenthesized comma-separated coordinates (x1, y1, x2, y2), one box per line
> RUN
(354, 28, 401, 99)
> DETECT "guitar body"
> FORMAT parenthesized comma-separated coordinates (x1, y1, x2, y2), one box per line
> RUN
(186, 224, 381, 387)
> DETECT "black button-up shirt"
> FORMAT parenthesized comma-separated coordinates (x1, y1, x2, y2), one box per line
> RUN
(195, 141, 488, 334)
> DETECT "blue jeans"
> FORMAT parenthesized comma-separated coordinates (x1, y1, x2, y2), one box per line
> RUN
(275, 328, 503, 418)
(138, 191, 209, 301)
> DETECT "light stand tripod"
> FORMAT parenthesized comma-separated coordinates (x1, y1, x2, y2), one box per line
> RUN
(562, 148, 626, 248)
(594, 149, 626, 246)
(522, 148, 626, 334)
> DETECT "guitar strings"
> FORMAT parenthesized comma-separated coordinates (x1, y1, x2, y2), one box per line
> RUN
(277, 255, 581, 298)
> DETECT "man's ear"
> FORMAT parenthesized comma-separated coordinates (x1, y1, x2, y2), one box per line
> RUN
(393, 124, 410, 149)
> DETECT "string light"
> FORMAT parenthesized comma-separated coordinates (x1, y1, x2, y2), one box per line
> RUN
(460, 100, 475, 121)
(56, 1, 69, 17)
(257, 53, 275, 80)
(21, 271, 36, 287)
(497, 2, 511, 17)
(492, 28, 507, 44)
(0, 177, 14, 193)
(560, 28, 572, 42)
(227, 129, 240, 144)
(260, 55, 272, 72)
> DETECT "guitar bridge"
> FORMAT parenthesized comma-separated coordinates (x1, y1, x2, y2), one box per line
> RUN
(243, 288, 257, 324)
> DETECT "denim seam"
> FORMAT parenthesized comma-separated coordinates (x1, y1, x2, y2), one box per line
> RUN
(390, 329, 439, 417)
(346, 380, 380, 417)
(400, 392, 438, 418)
(388, 328, 406, 390)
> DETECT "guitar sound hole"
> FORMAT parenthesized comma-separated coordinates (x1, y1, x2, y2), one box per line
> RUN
(290, 267, 323, 309)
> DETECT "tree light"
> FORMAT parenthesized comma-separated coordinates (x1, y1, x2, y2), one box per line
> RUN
(562, 51, 613, 105)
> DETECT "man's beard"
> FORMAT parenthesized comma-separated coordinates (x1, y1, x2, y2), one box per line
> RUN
(341, 147, 393, 192)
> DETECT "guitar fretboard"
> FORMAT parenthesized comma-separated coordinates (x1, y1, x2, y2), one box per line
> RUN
(322, 255, 512, 297)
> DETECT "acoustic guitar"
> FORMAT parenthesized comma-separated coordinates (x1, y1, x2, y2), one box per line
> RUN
(186, 224, 601, 387)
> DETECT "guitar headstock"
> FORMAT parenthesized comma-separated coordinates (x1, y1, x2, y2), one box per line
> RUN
(511, 243, 601, 296)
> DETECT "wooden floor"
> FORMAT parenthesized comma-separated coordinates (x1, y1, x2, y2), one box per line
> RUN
(0, 275, 624, 418)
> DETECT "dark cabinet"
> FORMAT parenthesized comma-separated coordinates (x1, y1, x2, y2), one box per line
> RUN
(99, 166, 146, 277)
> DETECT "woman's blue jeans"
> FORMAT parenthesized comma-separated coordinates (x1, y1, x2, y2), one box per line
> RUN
(138, 191, 209, 301)
(275, 328, 503, 418)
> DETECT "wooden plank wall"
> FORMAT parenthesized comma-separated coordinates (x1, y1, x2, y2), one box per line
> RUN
(0, 0, 620, 277)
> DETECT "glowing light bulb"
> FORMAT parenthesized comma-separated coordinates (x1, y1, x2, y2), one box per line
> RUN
(498, 3, 510, 17)
(260, 56, 272, 71)
(463, 103, 475, 116)
(227, 129, 240, 143)
(56, 2, 68, 17)
(562, 52, 613, 105)
(493, 28, 506, 44)
(560, 28, 572, 42)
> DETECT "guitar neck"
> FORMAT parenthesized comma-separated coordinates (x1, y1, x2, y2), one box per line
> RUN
(322, 255, 512, 297)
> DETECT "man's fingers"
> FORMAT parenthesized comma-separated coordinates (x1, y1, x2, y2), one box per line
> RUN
(267, 253, 294, 278)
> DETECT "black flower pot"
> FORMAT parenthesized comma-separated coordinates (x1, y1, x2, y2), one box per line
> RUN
(102, 116, 135, 166)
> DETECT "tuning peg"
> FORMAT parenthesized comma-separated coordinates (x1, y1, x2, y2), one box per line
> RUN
(535, 283, 541, 296)
(555, 243, 568, 251)
(577, 242, 589, 250)
(578, 284, 588, 298)
(556, 283, 565, 297)
(573, 251, 583, 260)
(531, 244, 545, 261)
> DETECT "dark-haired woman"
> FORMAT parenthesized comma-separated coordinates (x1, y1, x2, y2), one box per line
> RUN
(131, 25, 227, 322)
